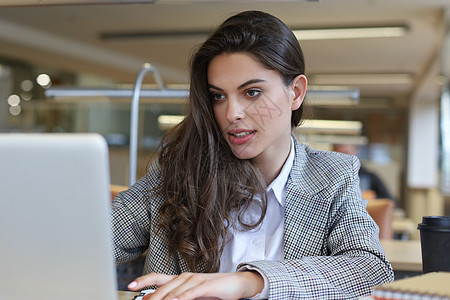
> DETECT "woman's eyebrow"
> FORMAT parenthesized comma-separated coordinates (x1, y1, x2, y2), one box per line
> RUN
(208, 79, 266, 91)
(208, 84, 223, 91)
(238, 79, 266, 90)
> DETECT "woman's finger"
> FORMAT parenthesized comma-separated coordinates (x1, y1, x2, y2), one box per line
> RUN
(128, 272, 175, 291)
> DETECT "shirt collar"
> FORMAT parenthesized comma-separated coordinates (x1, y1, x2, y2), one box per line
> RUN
(266, 136, 295, 206)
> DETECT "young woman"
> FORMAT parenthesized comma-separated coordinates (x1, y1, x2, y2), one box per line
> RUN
(111, 10, 394, 299)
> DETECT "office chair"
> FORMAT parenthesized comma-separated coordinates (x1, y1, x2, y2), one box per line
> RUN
(366, 198, 395, 240)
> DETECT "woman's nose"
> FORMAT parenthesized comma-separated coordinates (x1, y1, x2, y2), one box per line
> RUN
(226, 97, 245, 123)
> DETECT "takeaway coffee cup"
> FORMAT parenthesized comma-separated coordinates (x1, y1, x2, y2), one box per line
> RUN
(417, 216, 450, 273)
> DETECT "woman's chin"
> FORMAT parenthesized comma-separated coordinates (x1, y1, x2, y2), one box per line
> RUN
(230, 148, 256, 161)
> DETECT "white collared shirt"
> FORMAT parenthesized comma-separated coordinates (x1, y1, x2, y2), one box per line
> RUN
(219, 138, 295, 297)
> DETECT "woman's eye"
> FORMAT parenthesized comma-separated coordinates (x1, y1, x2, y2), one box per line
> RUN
(210, 92, 224, 102)
(246, 89, 261, 98)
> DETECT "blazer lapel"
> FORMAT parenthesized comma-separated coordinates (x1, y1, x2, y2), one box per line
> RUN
(283, 139, 333, 259)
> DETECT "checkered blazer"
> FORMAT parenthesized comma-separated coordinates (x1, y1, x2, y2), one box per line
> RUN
(111, 137, 394, 299)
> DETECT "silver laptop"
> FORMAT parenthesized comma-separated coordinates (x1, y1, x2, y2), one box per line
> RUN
(0, 133, 118, 300)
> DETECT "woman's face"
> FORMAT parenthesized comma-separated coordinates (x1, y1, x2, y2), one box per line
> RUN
(208, 53, 307, 168)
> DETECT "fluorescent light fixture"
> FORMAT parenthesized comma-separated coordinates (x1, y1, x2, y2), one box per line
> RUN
(45, 87, 188, 98)
(307, 86, 359, 106)
(301, 134, 368, 146)
(101, 24, 406, 42)
(157, 115, 185, 130)
(297, 119, 363, 135)
(45, 86, 359, 106)
(293, 26, 407, 40)
(310, 73, 413, 85)
(158, 116, 363, 135)
(0, 0, 156, 6)
(157, 116, 364, 134)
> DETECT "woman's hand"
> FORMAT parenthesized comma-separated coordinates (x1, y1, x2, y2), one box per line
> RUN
(127, 271, 264, 300)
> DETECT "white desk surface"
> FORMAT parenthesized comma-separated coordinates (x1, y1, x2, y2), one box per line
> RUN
(381, 239, 422, 272)
(118, 290, 138, 300)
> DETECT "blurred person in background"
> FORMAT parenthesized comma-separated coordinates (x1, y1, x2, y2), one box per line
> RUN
(333, 144, 393, 200)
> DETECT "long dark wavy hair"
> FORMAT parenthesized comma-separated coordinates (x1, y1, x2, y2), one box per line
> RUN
(157, 10, 306, 272)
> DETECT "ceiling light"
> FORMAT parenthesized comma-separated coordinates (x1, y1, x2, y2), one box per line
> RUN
(307, 86, 359, 106)
(158, 117, 364, 134)
(297, 119, 363, 135)
(36, 73, 52, 88)
(157, 115, 185, 130)
(101, 24, 407, 43)
(45, 85, 359, 106)
(310, 73, 414, 85)
(9, 105, 21, 116)
(7, 94, 21, 106)
(45, 87, 188, 99)
(293, 26, 407, 40)
(0, 0, 156, 6)
(301, 134, 368, 146)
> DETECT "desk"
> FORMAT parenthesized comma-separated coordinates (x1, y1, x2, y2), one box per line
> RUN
(392, 217, 417, 240)
(381, 239, 422, 272)
(118, 290, 138, 300)
(381, 239, 423, 279)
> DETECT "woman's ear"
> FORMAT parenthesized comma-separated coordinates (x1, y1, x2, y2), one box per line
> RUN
(290, 74, 307, 111)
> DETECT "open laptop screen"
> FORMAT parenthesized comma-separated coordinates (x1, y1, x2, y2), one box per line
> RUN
(0, 133, 117, 300)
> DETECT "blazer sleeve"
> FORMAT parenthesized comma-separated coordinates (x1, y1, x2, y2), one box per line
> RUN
(110, 162, 162, 266)
(238, 154, 394, 299)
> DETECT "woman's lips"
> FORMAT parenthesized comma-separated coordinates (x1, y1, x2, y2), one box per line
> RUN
(228, 129, 256, 145)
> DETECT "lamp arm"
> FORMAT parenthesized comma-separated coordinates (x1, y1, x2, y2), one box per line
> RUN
(129, 63, 165, 186)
